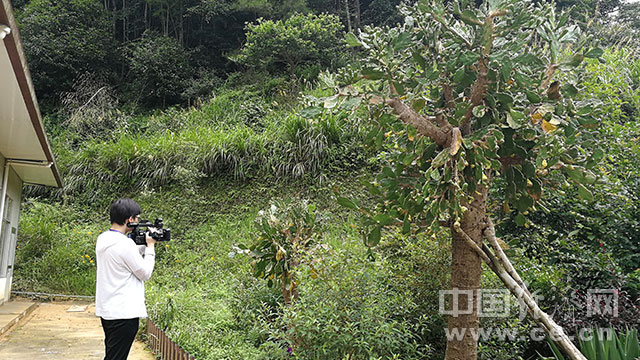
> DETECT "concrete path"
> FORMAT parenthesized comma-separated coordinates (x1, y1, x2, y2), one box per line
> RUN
(0, 301, 37, 338)
(0, 301, 154, 359)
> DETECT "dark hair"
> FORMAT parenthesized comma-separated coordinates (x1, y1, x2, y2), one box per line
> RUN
(109, 198, 142, 225)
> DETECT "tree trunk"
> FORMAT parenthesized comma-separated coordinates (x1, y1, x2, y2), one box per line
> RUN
(179, 1, 184, 46)
(445, 185, 488, 360)
(281, 272, 298, 306)
(165, 6, 170, 36)
(353, 0, 361, 30)
(122, 0, 126, 42)
(344, 0, 352, 33)
(111, 0, 117, 39)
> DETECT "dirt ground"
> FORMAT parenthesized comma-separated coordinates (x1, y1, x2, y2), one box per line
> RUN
(0, 301, 154, 360)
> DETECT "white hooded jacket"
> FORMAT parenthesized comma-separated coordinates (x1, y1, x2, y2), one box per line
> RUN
(95, 229, 155, 320)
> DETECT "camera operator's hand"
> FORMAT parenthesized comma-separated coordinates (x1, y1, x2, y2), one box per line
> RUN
(145, 230, 157, 247)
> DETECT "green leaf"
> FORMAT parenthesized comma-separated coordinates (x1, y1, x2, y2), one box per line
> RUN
(430, 169, 441, 181)
(431, 148, 450, 168)
(547, 337, 566, 360)
(460, 9, 483, 25)
(362, 68, 385, 80)
(561, 83, 578, 97)
(565, 166, 585, 183)
(337, 197, 358, 210)
(366, 225, 382, 247)
(584, 48, 604, 59)
(500, 59, 513, 82)
(516, 194, 533, 212)
(558, 24, 580, 44)
(578, 105, 593, 115)
(402, 213, 410, 234)
(523, 161, 536, 178)
(587, 148, 605, 167)
(393, 32, 412, 51)
(412, 99, 426, 112)
(374, 213, 394, 226)
(515, 213, 526, 226)
(300, 106, 323, 118)
(460, 52, 480, 66)
(560, 54, 584, 68)
(577, 184, 593, 202)
(496, 93, 514, 107)
(340, 96, 361, 110)
(525, 90, 541, 103)
(514, 53, 543, 66)
(412, 51, 427, 69)
(323, 95, 339, 109)
(392, 80, 406, 96)
(345, 32, 361, 47)
(472, 105, 486, 118)
(507, 110, 525, 129)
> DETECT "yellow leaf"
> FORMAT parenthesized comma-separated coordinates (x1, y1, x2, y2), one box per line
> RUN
(541, 119, 558, 133)
(497, 238, 510, 250)
(449, 128, 463, 155)
(531, 112, 543, 124)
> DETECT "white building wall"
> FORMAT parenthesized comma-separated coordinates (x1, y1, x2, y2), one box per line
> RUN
(0, 157, 23, 305)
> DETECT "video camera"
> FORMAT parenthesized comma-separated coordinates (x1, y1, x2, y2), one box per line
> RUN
(127, 218, 171, 246)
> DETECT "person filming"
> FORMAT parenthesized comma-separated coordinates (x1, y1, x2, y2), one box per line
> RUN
(95, 198, 156, 360)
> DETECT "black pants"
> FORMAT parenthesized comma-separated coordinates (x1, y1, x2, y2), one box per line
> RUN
(100, 317, 139, 360)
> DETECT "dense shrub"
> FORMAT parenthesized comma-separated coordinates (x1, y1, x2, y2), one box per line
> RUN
(239, 13, 346, 76)
(581, 49, 640, 122)
(497, 47, 640, 340)
(16, 0, 115, 105)
(125, 31, 194, 107)
(279, 246, 428, 359)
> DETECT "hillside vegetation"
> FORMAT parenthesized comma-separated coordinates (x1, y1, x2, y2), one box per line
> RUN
(11, 0, 640, 358)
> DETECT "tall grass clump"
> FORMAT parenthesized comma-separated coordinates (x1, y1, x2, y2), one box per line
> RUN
(56, 96, 367, 202)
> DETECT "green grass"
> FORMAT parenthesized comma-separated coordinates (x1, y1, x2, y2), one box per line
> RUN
(43, 85, 368, 207)
(16, 175, 373, 358)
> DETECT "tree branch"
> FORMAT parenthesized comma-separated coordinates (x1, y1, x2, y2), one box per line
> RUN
(485, 245, 586, 360)
(442, 83, 455, 110)
(435, 112, 453, 132)
(384, 97, 450, 146)
(454, 217, 585, 359)
(429, 13, 473, 49)
(483, 218, 531, 297)
(460, 58, 488, 134)
(460, 10, 508, 135)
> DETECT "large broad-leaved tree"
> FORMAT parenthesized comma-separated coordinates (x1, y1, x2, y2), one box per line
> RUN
(308, 0, 604, 358)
